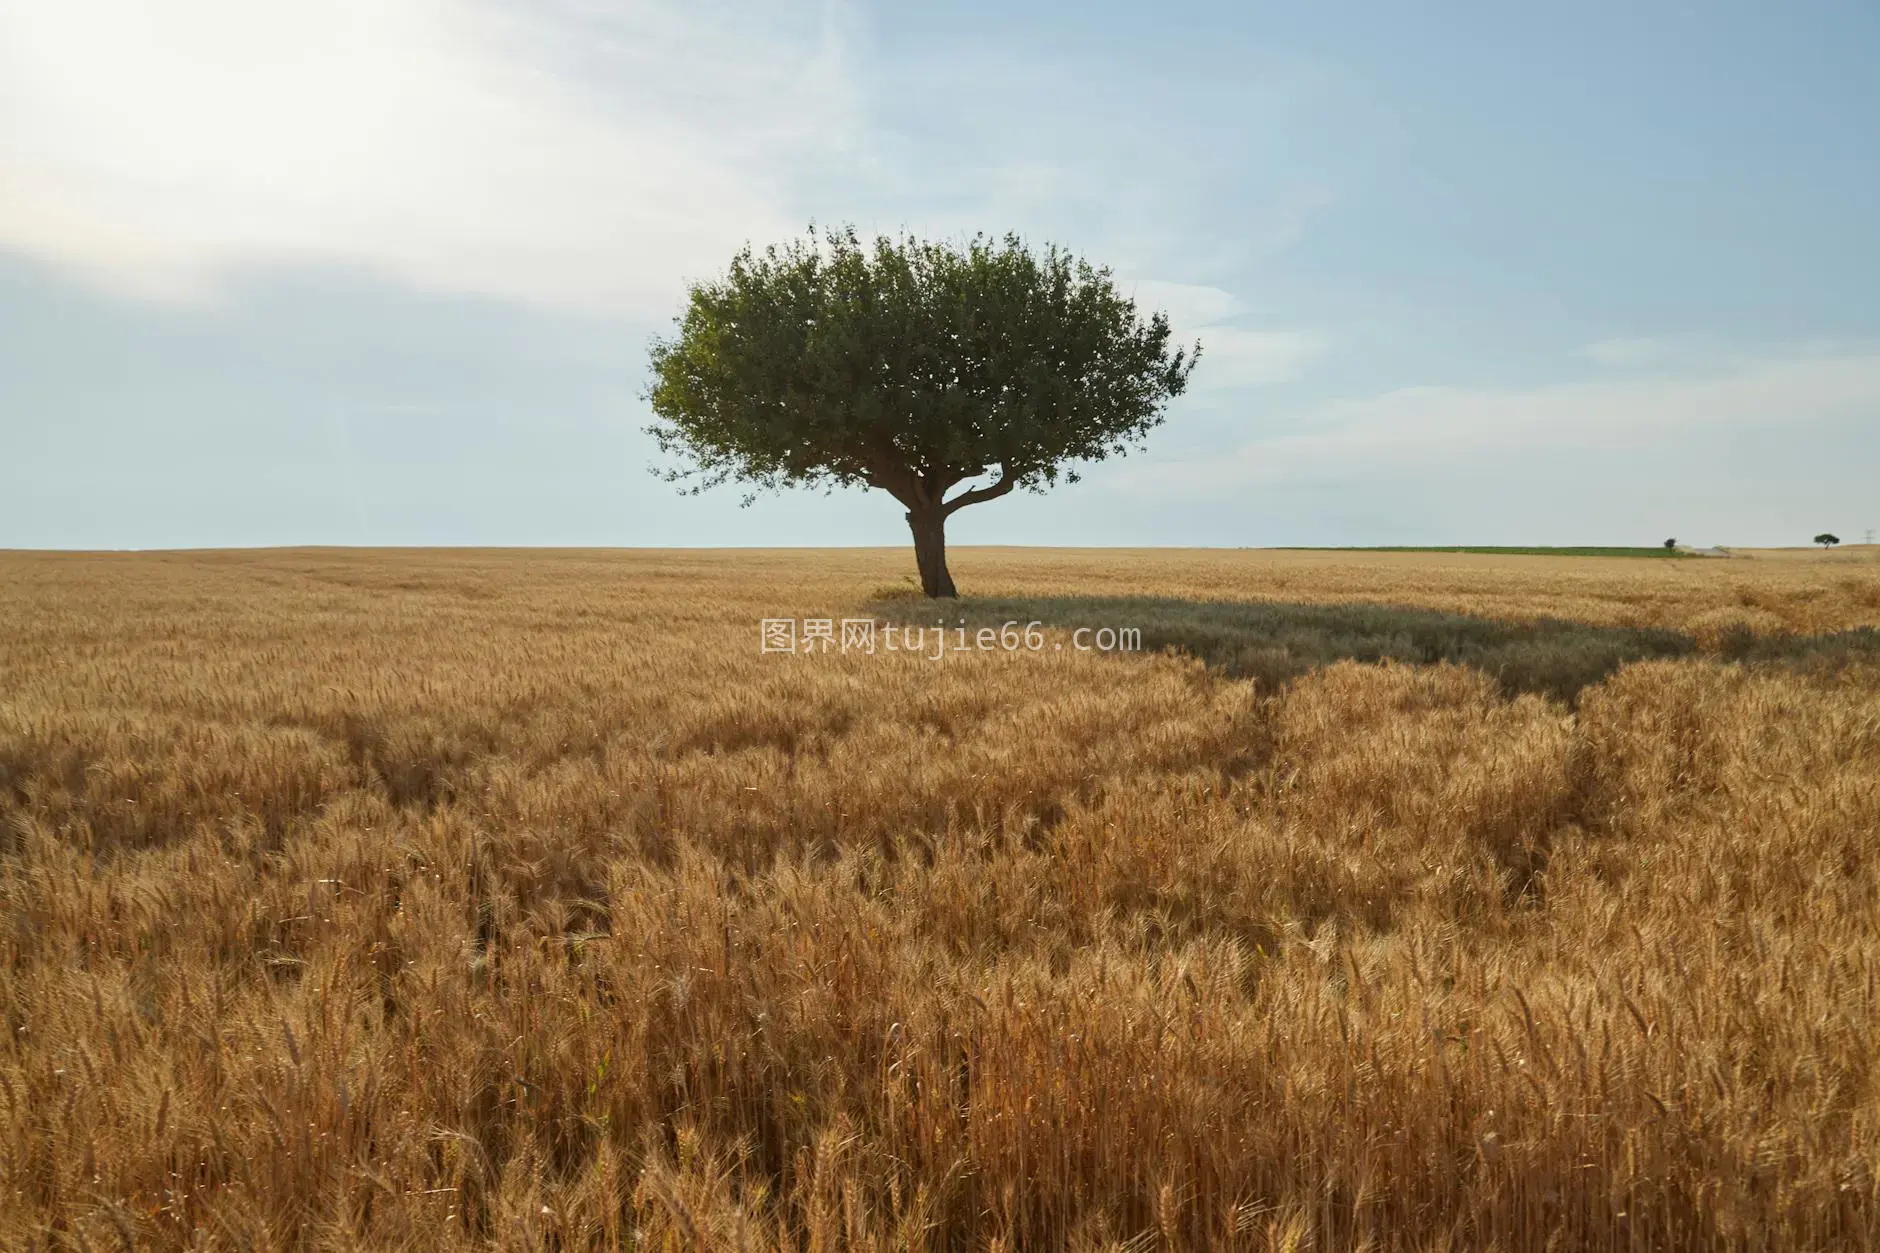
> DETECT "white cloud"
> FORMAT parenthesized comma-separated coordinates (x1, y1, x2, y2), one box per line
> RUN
(0, 0, 1332, 374)
(1127, 347, 1880, 494)
(1126, 280, 1242, 328)
(1187, 327, 1327, 389)
(0, 0, 1335, 392)
(1123, 279, 1323, 390)
(1579, 337, 1675, 366)
(0, 0, 853, 315)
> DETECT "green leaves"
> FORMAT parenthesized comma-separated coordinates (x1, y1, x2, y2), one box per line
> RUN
(646, 226, 1198, 515)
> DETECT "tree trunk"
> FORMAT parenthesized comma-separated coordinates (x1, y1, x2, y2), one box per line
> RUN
(907, 507, 957, 598)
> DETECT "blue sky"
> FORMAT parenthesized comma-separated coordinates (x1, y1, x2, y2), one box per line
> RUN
(3, 0, 1876, 550)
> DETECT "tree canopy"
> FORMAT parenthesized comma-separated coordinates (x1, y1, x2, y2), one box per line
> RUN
(646, 227, 1198, 596)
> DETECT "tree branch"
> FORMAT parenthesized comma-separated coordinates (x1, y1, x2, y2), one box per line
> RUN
(863, 459, 921, 510)
(940, 464, 1017, 516)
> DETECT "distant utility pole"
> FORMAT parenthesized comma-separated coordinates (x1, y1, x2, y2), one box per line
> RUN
(1867, 528, 1876, 546)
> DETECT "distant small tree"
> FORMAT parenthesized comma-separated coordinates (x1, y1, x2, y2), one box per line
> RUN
(1663, 537, 1677, 551)
(645, 226, 1199, 597)
(1816, 533, 1841, 549)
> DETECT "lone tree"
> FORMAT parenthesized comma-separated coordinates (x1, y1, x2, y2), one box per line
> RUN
(646, 227, 1199, 597)
(1816, 532, 1841, 549)
(1663, 537, 1678, 551)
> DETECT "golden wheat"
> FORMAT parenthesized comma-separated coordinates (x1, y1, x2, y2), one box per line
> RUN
(2, 546, 1879, 1250)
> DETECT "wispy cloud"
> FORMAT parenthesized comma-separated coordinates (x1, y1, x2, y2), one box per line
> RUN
(1186, 327, 1327, 389)
(1127, 280, 1244, 329)
(0, 0, 852, 316)
(1126, 346, 1880, 494)
(1579, 337, 1675, 366)
(1124, 280, 1324, 390)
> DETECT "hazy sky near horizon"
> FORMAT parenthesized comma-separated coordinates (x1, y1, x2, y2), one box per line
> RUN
(4, 1, 1877, 550)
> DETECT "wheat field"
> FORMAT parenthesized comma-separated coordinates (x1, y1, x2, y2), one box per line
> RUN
(3, 545, 1880, 1251)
